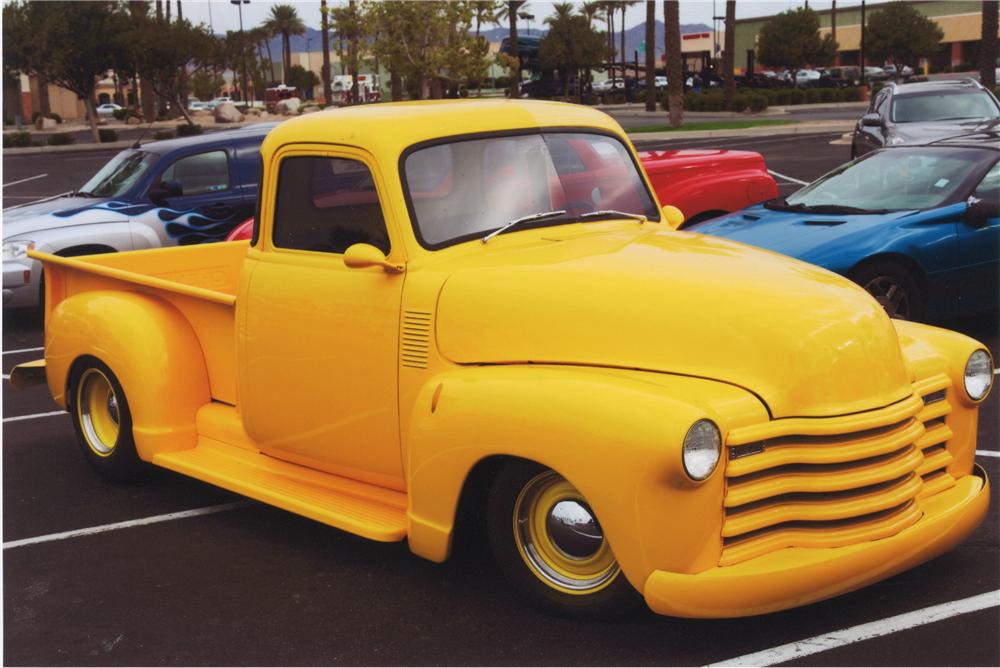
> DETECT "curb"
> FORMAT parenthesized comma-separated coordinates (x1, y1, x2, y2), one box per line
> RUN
(628, 121, 855, 141)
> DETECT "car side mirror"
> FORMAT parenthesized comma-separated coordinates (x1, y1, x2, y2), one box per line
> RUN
(661, 205, 685, 230)
(967, 196, 1000, 227)
(343, 243, 404, 273)
(149, 179, 183, 204)
(861, 113, 883, 128)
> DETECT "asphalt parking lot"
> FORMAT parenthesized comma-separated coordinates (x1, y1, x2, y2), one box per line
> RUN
(3, 132, 999, 666)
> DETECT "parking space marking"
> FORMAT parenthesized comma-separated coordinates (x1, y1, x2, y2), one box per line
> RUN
(3, 173, 47, 187)
(766, 169, 810, 186)
(977, 450, 999, 458)
(2, 346, 44, 355)
(3, 410, 67, 423)
(706, 589, 1000, 667)
(2, 501, 251, 550)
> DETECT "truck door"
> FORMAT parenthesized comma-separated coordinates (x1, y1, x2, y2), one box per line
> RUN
(239, 146, 406, 490)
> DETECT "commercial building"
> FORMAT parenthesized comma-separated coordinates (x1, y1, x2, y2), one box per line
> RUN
(732, 1, 991, 74)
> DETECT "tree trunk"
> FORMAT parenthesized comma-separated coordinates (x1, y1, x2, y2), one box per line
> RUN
(283, 32, 291, 84)
(608, 8, 615, 83)
(982, 1, 998, 90)
(645, 1, 656, 111)
(265, 40, 275, 83)
(723, 0, 735, 102)
(165, 0, 170, 22)
(830, 0, 837, 64)
(349, 0, 359, 102)
(155, 0, 162, 20)
(621, 6, 627, 80)
(38, 74, 51, 116)
(430, 78, 442, 99)
(176, 0, 182, 21)
(663, 0, 683, 127)
(83, 96, 100, 143)
(321, 0, 332, 103)
(391, 71, 402, 101)
(175, 92, 194, 124)
(508, 1, 523, 98)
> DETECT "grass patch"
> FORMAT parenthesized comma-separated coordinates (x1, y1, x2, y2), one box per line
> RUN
(627, 119, 800, 134)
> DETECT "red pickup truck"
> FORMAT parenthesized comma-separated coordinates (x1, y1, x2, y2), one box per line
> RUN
(225, 148, 778, 240)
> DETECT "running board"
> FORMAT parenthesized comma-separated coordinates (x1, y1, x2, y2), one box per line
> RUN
(153, 437, 408, 542)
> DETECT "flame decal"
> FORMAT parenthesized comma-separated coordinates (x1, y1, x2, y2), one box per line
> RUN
(51, 199, 239, 245)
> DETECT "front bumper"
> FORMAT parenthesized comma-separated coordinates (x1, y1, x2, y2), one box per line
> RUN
(643, 466, 989, 618)
(3, 258, 41, 308)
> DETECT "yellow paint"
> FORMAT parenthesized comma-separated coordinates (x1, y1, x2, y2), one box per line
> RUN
(26, 100, 991, 617)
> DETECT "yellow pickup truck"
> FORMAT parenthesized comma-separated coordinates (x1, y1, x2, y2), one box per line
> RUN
(15, 100, 992, 619)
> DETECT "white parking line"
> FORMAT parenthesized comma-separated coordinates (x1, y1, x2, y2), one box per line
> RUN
(706, 589, 1000, 667)
(3, 173, 47, 187)
(3, 410, 66, 423)
(766, 169, 810, 186)
(2, 346, 44, 355)
(977, 450, 999, 458)
(2, 501, 251, 550)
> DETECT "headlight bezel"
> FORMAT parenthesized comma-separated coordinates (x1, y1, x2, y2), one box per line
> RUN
(2, 240, 34, 262)
(682, 419, 722, 482)
(964, 349, 993, 402)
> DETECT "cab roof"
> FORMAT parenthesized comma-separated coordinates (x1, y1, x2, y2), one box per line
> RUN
(260, 100, 625, 160)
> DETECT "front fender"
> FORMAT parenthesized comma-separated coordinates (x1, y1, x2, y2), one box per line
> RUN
(45, 290, 210, 461)
(404, 364, 767, 590)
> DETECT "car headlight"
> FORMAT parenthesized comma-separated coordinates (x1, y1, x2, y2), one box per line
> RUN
(2, 240, 34, 261)
(887, 136, 906, 146)
(682, 419, 722, 481)
(964, 349, 993, 401)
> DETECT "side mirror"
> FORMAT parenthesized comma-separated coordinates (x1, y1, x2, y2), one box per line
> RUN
(149, 179, 183, 204)
(861, 113, 883, 128)
(343, 243, 404, 273)
(661, 205, 685, 230)
(967, 195, 1000, 227)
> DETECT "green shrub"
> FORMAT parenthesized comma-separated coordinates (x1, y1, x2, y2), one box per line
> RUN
(802, 88, 819, 104)
(47, 132, 74, 146)
(153, 129, 175, 140)
(728, 93, 748, 112)
(31, 111, 42, 123)
(788, 88, 805, 105)
(843, 87, 863, 102)
(747, 92, 769, 112)
(176, 123, 203, 137)
(98, 128, 118, 143)
(493, 76, 512, 89)
(773, 89, 791, 106)
(3, 131, 33, 148)
(581, 94, 599, 106)
(871, 82, 886, 95)
(112, 108, 128, 121)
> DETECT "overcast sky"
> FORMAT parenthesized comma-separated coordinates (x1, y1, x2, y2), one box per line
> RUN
(179, 1, 890, 36)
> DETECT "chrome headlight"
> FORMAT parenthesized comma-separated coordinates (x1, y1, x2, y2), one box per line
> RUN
(2, 240, 33, 261)
(682, 419, 722, 481)
(964, 349, 993, 401)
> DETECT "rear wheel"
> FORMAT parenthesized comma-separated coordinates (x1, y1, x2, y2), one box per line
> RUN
(850, 260, 924, 321)
(486, 460, 641, 618)
(68, 357, 147, 481)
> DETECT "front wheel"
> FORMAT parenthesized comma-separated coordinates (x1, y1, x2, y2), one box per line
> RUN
(850, 260, 924, 321)
(68, 357, 148, 482)
(486, 460, 641, 618)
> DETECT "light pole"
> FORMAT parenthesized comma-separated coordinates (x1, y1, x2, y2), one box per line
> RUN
(306, 36, 312, 100)
(231, 0, 250, 105)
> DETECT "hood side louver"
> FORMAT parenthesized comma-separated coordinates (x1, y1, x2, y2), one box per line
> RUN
(401, 310, 432, 369)
(803, 219, 847, 226)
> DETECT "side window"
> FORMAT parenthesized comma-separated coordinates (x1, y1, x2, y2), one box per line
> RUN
(973, 162, 1000, 206)
(159, 150, 231, 196)
(272, 156, 390, 255)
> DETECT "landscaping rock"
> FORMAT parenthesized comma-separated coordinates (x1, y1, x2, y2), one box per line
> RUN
(34, 116, 57, 130)
(126, 116, 142, 125)
(301, 106, 320, 114)
(214, 102, 244, 123)
(275, 97, 301, 115)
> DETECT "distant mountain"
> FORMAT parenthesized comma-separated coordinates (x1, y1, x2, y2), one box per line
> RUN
(249, 22, 713, 58)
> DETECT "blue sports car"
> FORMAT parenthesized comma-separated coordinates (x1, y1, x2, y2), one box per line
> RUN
(691, 135, 999, 322)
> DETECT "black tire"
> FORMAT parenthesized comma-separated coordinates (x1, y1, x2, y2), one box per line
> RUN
(486, 460, 642, 619)
(67, 356, 148, 482)
(849, 260, 924, 321)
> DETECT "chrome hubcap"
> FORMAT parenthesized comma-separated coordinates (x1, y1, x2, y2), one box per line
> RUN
(863, 276, 910, 320)
(546, 500, 604, 559)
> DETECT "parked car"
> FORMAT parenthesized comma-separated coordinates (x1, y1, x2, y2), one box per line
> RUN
(2, 123, 279, 309)
(591, 79, 623, 93)
(822, 66, 861, 88)
(14, 100, 991, 621)
(865, 66, 889, 81)
(852, 79, 1000, 157)
(883, 64, 914, 80)
(794, 69, 821, 87)
(187, 100, 210, 111)
(225, 146, 779, 242)
(691, 135, 999, 322)
(95, 103, 123, 118)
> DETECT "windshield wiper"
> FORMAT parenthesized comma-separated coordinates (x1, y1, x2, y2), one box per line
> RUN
(482, 210, 567, 243)
(578, 209, 648, 223)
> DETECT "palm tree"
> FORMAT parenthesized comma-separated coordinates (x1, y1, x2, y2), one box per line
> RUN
(982, 1, 998, 90)
(497, 1, 525, 97)
(547, 2, 575, 24)
(663, 0, 682, 127)
(578, 2, 606, 95)
(620, 1, 638, 79)
(723, 0, 735, 102)
(645, 1, 655, 111)
(264, 4, 305, 85)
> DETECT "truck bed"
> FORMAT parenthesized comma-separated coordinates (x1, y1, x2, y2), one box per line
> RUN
(35, 241, 247, 404)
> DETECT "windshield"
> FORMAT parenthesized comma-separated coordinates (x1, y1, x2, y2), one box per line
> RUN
(891, 90, 1000, 123)
(784, 148, 989, 212)
(79, 150, 157, 198)
(402, 132, 659, 248)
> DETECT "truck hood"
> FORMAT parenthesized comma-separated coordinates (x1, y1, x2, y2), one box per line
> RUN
(2, 196, 129, 239)
(435, 227, 911, 418)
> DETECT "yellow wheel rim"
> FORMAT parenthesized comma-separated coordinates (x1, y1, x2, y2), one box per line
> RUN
(512, 471, 620, 595)
(77, 369, 120, 457)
